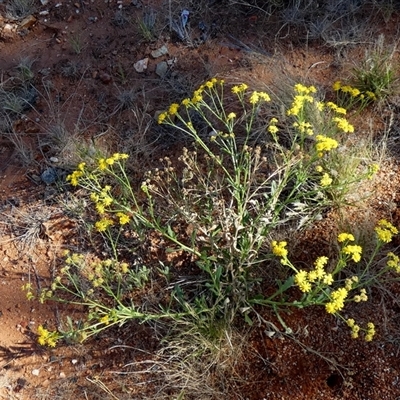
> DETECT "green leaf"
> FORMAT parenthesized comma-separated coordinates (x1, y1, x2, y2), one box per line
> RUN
(244, 312, 253, 326)
(277, 276, 294, 294)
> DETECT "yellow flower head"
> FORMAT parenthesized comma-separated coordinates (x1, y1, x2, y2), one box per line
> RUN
(386, 252, 400, 273)
(366, 91, 377, 100)
(315, 135, 338, 154)
(182, 98, 191, 107)
(98, 158, 108, 171)
(294, 84, 317, 94)
(158, 112, 168, 124)
(37, 325, 60, 347)
(314, 256, 328, 269)
(333, 117, 354, 133)
(342, 244, 362, 262)
(271, 241, 288, 258)
(66, 170, 83, 186)
(332, 81, 341, 91)
(323, 273, 334, 285)
(338, 233, 355, 243)
(249, 91, 260, 104)
(365, 322, 376, 342)
(116, 212, 130, 225)
(168, 103, 180, 116)
(375, 219, 398, 243)
(325, 287, 348, 314)
(95, 218, 114, 232)
(295, 270, 312, 292)
(231, 83, 248, 94)
(346, 318, 355, 328)
(320, 173, 333, 187)
(268, 125, 279, 134)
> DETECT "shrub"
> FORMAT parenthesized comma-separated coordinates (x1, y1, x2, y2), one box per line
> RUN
(25, 79, 396, 346)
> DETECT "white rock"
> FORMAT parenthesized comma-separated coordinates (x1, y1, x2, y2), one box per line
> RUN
(134, 58, 148, 73)
(32, 369, 40, 376)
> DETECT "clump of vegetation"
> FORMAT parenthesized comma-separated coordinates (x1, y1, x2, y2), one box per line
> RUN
(22, 79, 398, 351)
(6, 0, 36, 20)
(137, 8, 157, 41)
(68, 33, 85, 55)
(333, 36, 397, 112)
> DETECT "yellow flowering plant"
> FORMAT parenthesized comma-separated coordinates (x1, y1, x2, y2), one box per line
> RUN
(332, 80, 378, 113)
(26, 79, 386, 346)
(29, 252, 172, 343)
(266, 219, 399, 341)
(333, 40, 396, 112)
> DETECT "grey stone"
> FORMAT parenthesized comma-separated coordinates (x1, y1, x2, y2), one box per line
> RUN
(155, 61, 168, 78)
(151, 45, 168, 58)
(40, 168, 58, 184)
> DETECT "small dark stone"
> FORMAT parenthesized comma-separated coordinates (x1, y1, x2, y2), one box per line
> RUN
(99, 72, 112, 84)
(41, 167, 58, 184)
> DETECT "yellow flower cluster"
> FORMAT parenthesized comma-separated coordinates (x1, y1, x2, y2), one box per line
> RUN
(271, 241, 288, 258)
(159, 78, 226, 123)
(169, 103, 179, 116)
(287, 84, 316, 116)
(367, 163, 379, 179)
(315, 135, 338, 156)
(338, 233, 362, 263)
(91, 185, 113, 214)
(268, 118, 279, 135)
(67, 162, 86, 186)
(333, 117, 354, 133)
(294, 83, 317, 95)
(325, 287, 348, 314)
(344, 275, 359, 290)
(22, 283, 35, 300)
(387, 252, 400, 273)
(346, 319, 375, 341)
(338, 232, 355, 242)
(65, 251, 85, 265)
(293, 121, 313, 135)
(116, 212, 130, 225)
(375, 219, 398, 243)
(287, 95, 314, 116)
(95, 218, 114, 232)
(98, 153, 129, 171)
(333, 81, 377, 101)
(37, 325, 60, 347)
(365, 322, 376, 342)
(325, 101, 347, 115)
(353, 288, 368, 303)
(294, 256, 334, 293)
(320, 173, 333, 187)
(87, 259, 130, 288)
(231, 83, 248, 94)
(249, 91, 271, 104)
(158, 111, 168, 124)
(342, 244, 362, 262)
(346, 318, 360, 339)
